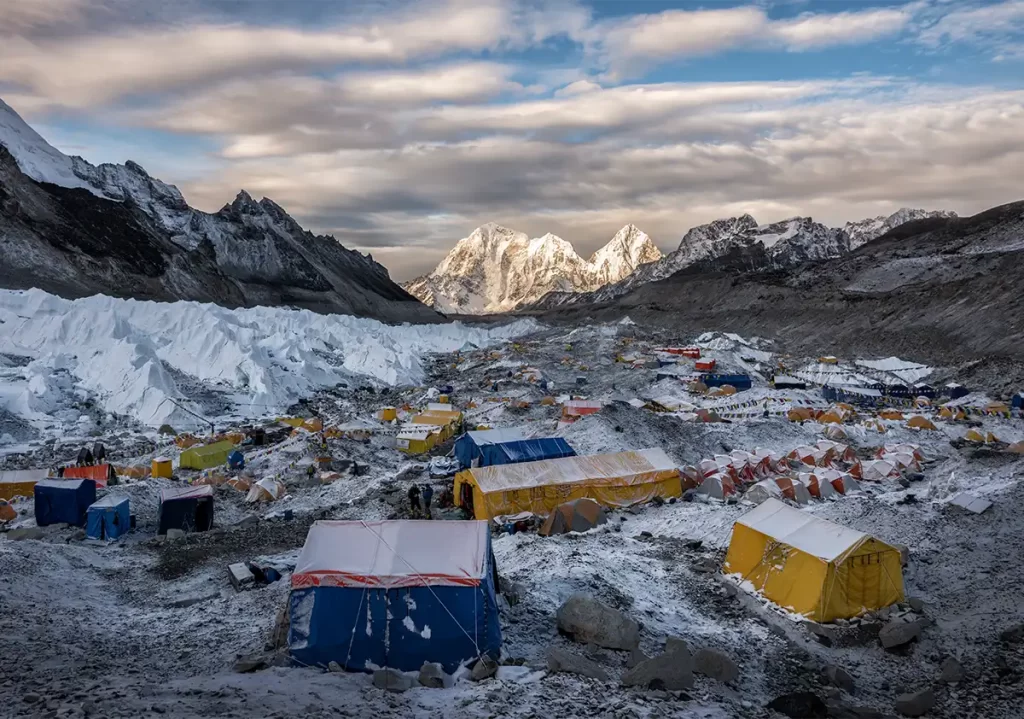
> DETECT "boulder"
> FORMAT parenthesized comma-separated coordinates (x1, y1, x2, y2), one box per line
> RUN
(328, 661, 343, 673)
(418, 662, 446, 688)
(894, 687, 935, 717)
(621, 649, 694, 690)
(693, 648, 738, 684)
(228, 563, 255, 591)
(879, 619, 925, 650)
(907, 597, 925, 612)
(665, 636, 689, 655)
(556, 594, 640, 650)
(826, 700, 886, 719)
(626, 647, 650, 669)
(546, 647, 611, 681)
(7, 527, 45, 541)
(233, 654, 268, 673)
(823, 665, 856, 694)
(939, 657, 964, 683)
(373, 668, 414, 693)
(165, 528, 186, 540)
(471, 655, 498, 682)
(999, 623, 1024, 644)
(767, 692, 828, 718)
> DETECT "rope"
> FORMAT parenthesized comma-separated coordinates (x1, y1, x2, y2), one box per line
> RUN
(359, 521, 482, 654)
(343, 528, 383, 669)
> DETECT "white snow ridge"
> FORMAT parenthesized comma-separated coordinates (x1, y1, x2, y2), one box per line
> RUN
(0, 289, 536, 431)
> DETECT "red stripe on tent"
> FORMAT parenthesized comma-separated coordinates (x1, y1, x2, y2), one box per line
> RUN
(291, 571, 482, 590)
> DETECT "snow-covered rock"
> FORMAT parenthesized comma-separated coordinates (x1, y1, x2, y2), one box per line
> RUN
(404, 223, 661, 314)
(844, 208, 958, 250)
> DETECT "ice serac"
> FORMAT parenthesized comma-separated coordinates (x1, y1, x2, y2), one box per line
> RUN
(404, 223, 662, 314)
(0, 97, 439, 324)
(844, 208, 958, 250)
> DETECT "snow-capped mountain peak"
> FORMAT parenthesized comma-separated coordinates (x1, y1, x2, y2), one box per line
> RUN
(844, 208, 958, 249)
(404, 223, 662, 314)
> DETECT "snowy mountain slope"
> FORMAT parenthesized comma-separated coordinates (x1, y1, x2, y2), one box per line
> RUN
(532, 209, 952, 310)
(844, 208, 958, 249)
(0, 97, 438, 323)
(404, 223, 662, 314)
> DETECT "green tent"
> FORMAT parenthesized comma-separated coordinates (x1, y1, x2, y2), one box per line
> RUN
(179, 440, 236, 470)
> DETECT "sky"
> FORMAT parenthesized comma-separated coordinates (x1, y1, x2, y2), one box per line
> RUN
(2, 0, 1023, 281)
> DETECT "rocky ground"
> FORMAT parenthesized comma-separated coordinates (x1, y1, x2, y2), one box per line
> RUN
(1, 320, 1023, 719)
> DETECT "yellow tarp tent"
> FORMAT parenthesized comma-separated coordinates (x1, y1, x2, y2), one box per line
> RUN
(0, 469, 48, 501)
(396, 427, 437, 455)
(724, 499, 904, 622)
(410, 409, 463, 441)
(179, 440, 236, 470)
(907, 416, 937, 430)
(965, 429, 986, 444)
(151, 458, 173, 478)
(879, 410, 904, 420)
(454, 448, 682, 520)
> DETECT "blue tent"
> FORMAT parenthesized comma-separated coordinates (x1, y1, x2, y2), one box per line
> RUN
(455, 427, 576, 469)
(289, 520, 502, 673)
(34, 479, 96, 527)
(822, 385, 884, 407)
(1012, 393, 1023, 410)
(701, 373, 753, 391)
(86, 494, 130, 540)
(228, 450, 245, 470)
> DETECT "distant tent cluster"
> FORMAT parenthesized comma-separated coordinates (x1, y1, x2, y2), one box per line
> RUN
(396, 405, 464, 455)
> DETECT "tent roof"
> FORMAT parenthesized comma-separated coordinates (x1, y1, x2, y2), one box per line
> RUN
(0, 469, 48, 484)
(735, 498, 871, 562)
(465, 426, 528, 446)
(397, 426, 433, 440)
(90, 494, 129, 508)
(292, 520, 490, 589)
(35, 478, 89, 490)
(184, 440, 235, 457)
(160, 484, 214, 501)
(464, 448, 676, 494)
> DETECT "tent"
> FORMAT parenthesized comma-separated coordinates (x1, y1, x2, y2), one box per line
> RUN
(964, 429, 986, 444)
(454, 449, 681, 520)
(539, 498, 608, 536)
(1008, 441, 1024, 454)
(157, 485, 214, 534)
(228, 450, 245, 470)
(695, 408, 724, 423)
(698, 473, 736, 500)
(745, 479, 783, 504)
(179, 441, 236, 470)
(151, 457, 173, 478)
(289, 520, 501, 673)
(411, 409, 463, 440)
(985, 402, 1010, 417)
(562, 400, 601, 418)
(817, 411, 844, 425)
(855, 460, 899, 482)
(774, 477, 812, 504)
(702, 374, 752, 391)
(773, 376, 807, 390)
(34, 479, 96, 527)
(377, 406, 398, 422)
(396, 427, 436, 454)
(946, 383, 970, 400)
(86, 494, 130, 541)
(0, 469, 48, 501)
(788, 407, 815, 422)
(246, 478, 285, 503)
(695, 360, 717, 372)
(454, 433, 575, 470)
(724, 499, 904, 621)
(1013, 393, 1023, 411)
(879, 409, 904, 420)
(822, 424, 848, 440)
(907, 416, 937, 431)
(454, 427, 526, 467)
(62, 463, 115, 488)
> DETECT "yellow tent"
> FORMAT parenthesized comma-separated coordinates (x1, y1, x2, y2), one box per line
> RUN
(724, 499, 904, 622)
(907, 416, 937, 431)
(454, 449, 682, 520)
(396, 427, 436, 455)
(986, 431, 1001, 444)
(410, 409, 463, 441)
(1008, 441, 1024, 454)
(179, 440, 236, 470)
(986, 402, 1010, 417)
(965, 429, 986, 444)
(818, 356, 839, 364)
(0, 469, 48, 501)
(788, 407, 815, 422)
(377, 407, 398, 422)
(818, 411, 844, 424)
(879, 409, 904, 420)
(151, 458, 173, 478)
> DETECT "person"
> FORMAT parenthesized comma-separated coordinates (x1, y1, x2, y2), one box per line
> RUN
(76, 446, 93, 467)
(422, 484, 434, 517)
(762, 399, 770, 418)
(306, 463, 316, 481)
(408, 484, 421, 517)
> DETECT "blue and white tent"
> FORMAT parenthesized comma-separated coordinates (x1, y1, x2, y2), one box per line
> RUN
(34, 479, 96, 527)
(289, 520, 502, 673)
(86, 494, 131, 541)
(454, 427, 576, 469)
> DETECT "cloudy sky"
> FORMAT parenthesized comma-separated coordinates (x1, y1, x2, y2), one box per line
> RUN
(2, 0, 1023, 280)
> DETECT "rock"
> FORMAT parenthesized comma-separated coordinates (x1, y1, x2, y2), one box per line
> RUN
(228, 563, 255, 591)
(693, 648, 738, 684)
(879, 619, 925, 650)
(940, 657, 964, 683)
(999, 623, 1024, 643)
(7, 527, 45, 541)
(233, 655, 268, 673)
(894, 687, 936, 717)
(692, 557, 718, 574)
(639, 531, 653, 538)
(158, 424, 177, 435)
(328, 661, 343, 673)
(908, 597, 925, 612)
(373, 668, 414, 693)
(621, 649, 694, 691)
(906, 472, 925, 482)
(894, 544, 910, 566)
(556, 594, 640, 650)
(234, 515, 259, 529)
(626, 647, 650, 669)
(767, 692, 828, 718)
(165, 528, 186, 540)
(826, 700, 886, 719)
(498, 576, 525, 606)
(546, 647, 611, 681)
(898, 478, 911, 489)
(471, 655, 498, 681)
(823, 665, 856, 694)
(418, 662, 446, 688)
(664, 636, 689, 655)
(166, 592, 219, 609)
(23, 693, 40, 704)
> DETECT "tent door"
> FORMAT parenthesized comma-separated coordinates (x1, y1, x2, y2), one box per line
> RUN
(460, 484, 474, 515)
(844, 552, 883, 611)
(195, 498, 214, 531)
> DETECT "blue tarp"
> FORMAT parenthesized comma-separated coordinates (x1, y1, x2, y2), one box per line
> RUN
(822, 385, 885, 407)
(1012, 393, 1023, 410)
(455, 432, 576, 469)
(701, 374, 753, 391)
(86, 494, 130, 540)
(288, 521, 502, 673)
(228, 450, 245, 470)
(34, 479, 96, 527)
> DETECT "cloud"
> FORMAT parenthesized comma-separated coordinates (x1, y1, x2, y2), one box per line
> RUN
(917, 0, 1024, 54)
(770, 8, 912, 50)
(0, 0, 88, 31)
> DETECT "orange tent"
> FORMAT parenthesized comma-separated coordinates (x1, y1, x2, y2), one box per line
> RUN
(787, 407, 815, 422)
(907, 416, 937, 431)
(818, 411, 843, 424)
(62, 464, 115, 488)
(879, 409, 904, 420)
(539, 498, 607, 536)
(1008, 442, 1024, 454)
